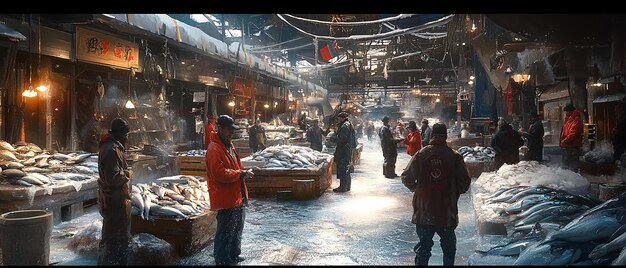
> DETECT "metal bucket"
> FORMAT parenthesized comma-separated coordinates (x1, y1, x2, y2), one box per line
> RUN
(0, 210, 53, 265)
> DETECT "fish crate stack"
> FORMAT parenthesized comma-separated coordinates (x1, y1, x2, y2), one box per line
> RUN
(241, 145, 334, 199)
(130, 175, 216, 256)
(457, 146, 496, 178)
(175, 150, 207, 179)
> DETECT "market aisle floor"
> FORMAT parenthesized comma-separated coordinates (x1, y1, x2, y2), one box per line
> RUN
(50, 138, 481, 265)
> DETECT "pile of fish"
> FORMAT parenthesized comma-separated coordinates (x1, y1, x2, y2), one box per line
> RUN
(0, 140, 98, 187)
(265, 132, 291, 140)
(131, 175, 210, 220)
(471, 191, 626, 265)
(583, 141, 615, 164)
(176, 150, 206, 156)
(245, 145, 332, 169)
(458, 146, 495, 162)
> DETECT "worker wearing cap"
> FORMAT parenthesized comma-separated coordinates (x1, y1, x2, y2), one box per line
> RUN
(379, 116, 404, 178)
(519, 110, 544, 162)
(330, 112, 357, 192)
(560, 103, 583, 171)
(97, 118, 132, 265)
(206, 115, 254, 265)
(401, 123, 471, 266)
(403, 121, 422, 156)
(204, 114, 216, 149)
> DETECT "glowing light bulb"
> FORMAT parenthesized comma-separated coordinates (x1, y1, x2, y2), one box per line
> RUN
(125, 100, 135, 109)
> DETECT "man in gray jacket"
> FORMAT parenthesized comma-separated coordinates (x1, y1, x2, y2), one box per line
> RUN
(420, 119, 432, 147)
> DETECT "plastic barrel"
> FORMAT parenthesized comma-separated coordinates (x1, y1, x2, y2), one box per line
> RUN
(0, 210, 53, 265)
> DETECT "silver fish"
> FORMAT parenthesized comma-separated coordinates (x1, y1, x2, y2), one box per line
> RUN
(0, 141, 16, 151)
(148, 204, 187, 219)
(514, 240, 581, 265)
(589, 225, 626, 259)
(547, 215, 622, 243)
(612, 244, 626, 265)
(2, 168, 25, 178)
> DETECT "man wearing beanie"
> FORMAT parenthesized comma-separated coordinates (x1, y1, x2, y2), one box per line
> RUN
(379, 116, 404, 178)
(97, 117, 132, 265)
(559, 103, 583, 171)
(400, 123, 471, 266)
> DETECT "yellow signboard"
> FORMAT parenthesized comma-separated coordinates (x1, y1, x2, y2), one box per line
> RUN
(76, 27, 139, 69)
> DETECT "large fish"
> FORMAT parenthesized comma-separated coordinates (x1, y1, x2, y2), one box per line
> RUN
(0, 161, 24, 169)
(0, 140, 16, 151)
(513, 201, 579, 220)
(514, 205, 584, 227)
(25, 173, 51, 184)
(504, 194, 554, 214)
(588, 226, 626, 259)
(547, 215, 622, 243)
(476, 237, 541, 256)
(2, 168, 25, 178)
(149, 204, 187, 219)
(566, 193, 626, 228)
(0, 150, 18, 161)
(130, 192, 145, 219)
(514, 240, 581, 265)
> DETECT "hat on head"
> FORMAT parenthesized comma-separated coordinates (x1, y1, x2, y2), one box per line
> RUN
(564, 103, 575, 112)
(337, 112, 349, 118)
(382, 116, 390, 122)
(421, 119, 428, 124)
(432, 123, 447, 136)
(216, 115, 240, 130)
(529, 110, 539, 118)
(111, 118, 130, 134)
(408, 121, 417, 130)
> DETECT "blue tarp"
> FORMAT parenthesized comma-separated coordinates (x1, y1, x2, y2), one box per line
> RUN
(471, 53, 498, 119)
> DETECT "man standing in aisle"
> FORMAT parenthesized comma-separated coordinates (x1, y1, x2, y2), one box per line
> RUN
(518, 110, 545, 162)
(403, 121, 422, 156)
(248, 119, 267, 153)
(560, 103, 583, 171)
(97, 118, 132, 265)
(379, 116, 403, 178)
(330, 112, 357, 192)
(420, 119, 432, 147)
(206, 115, 254, 265)
(490, 118, 525, 169)
(204, 114, 216, 148)
(306, 118, 325, 152)
(401, 123, 471, 266)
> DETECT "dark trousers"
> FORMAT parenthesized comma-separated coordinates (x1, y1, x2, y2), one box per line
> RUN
(214, 206, 246, 265)
(336, 159, 352, 191)
(414, 224, 456, 266)
(562, 148, 581, 172)
(383, 149, 398, 177)
(98, 200, 131, 266)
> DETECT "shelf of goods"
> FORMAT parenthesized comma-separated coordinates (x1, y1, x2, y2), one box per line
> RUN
(130, 175, 215, 256)
(243, 155, 334, 199)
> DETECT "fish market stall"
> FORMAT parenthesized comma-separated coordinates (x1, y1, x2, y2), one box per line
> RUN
(130, 175, 216, 256)
(241, 145, 334, 199)
(0, 141, 100, 224)
(471, 161, 592, 236)
(458, 146, 497, 178)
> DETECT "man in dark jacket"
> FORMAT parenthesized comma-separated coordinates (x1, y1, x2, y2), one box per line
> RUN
(560, 103, 583, 171)
(379, 116, 403, 178)
(306, 118, 325, 151)
(97, 118, 132, 265)
(206, 115, 254, 265)
(401, 123, 471, 266)
(420, 119, 432, 147)
(519, 111, 544, 162)
(248, 119, 267, 153)
(490, 119, 525, 169)
(330, 112, 356, 192)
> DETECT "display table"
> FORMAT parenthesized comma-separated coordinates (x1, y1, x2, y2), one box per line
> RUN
(0, 179, 98, 225)
(246, 156, 334, 199)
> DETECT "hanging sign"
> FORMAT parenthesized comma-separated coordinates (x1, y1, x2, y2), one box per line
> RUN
(76, 27, 139, 69)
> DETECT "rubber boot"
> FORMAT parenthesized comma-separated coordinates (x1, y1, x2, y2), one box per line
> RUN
(333, 178, 347, 192)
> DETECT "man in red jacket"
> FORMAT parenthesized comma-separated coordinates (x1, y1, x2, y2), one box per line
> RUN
(560, 103, 583, 172)
(403, 121, 422, 156)
(204, 115, 216, 149)
(205, 115, 254, 265)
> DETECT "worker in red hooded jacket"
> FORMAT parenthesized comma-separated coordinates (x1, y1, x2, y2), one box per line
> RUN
(560, 103, 583, 171)
(403, 121, 422, 156)
(205, 115, 254, 265)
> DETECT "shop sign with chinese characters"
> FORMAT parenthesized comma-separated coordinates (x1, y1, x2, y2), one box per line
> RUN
(76, 27, 139, 69)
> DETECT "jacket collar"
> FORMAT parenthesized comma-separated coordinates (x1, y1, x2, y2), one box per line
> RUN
(429, 135, 447, 146)
(210, 131, 232, 149)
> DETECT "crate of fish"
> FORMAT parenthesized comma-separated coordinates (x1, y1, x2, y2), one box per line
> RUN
(130, 175, 215, 256)
(242, 145, 334, 198)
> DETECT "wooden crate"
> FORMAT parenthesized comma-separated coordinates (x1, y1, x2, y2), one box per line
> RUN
(247, 156, 334, 198)
(579, 160, 617, 176)
(176, 156, 206, 178)
(131, 210, 217, 256)
(465, 161, 497, 178)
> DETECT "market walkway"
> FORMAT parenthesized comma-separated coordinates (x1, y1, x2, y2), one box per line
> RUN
(50, 138, 481, 265)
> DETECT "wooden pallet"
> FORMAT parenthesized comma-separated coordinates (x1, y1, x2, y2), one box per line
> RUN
(246, 156, 334, 198)
(131, 210, 217, 256)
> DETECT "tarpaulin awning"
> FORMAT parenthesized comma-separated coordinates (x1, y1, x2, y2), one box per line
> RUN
(0, 23, 26, 41)
(593, 93, 626, 104)
(538, 81, 570, 102)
